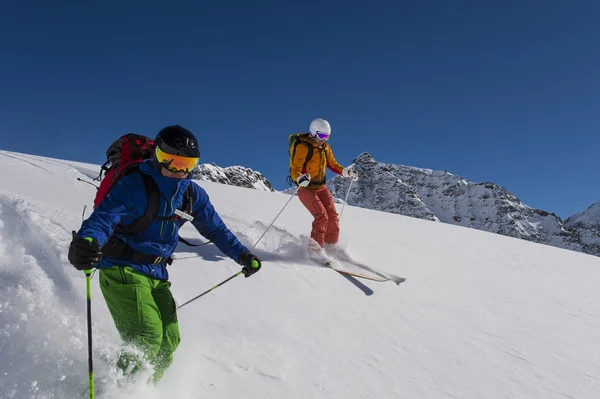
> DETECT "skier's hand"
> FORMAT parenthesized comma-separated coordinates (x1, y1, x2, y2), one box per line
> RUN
(342, 167, 358, 180)
(296, 173, 311, 187)
(68, 231, 102, 271)
(239, 252, 261, 278)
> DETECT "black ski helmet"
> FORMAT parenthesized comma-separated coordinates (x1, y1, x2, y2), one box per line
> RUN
(155, 125, 200, 158)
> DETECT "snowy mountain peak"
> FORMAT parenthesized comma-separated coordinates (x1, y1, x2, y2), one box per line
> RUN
(328, 153, 595, 256)
(565, 201, 600, 227)
(192, 163, 274, 192)
(353, 152, 455, 178)
(353, 152, 377, 164)
(332, 153, 439, 221)
(563, 202, 600, 255)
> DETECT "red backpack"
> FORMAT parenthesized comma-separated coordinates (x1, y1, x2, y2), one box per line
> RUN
(94, 134, 156, 208)
(93, 133, 196, 244)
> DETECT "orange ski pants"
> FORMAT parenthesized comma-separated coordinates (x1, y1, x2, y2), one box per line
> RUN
(297, 186, 339, 247)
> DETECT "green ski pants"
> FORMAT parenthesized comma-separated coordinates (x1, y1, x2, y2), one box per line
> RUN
(99, 266, 180, 383)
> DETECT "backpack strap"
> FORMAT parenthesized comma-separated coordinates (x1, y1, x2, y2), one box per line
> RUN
(147, 182, 206, 247)
(94, 160, 110, 182)
(288, 138, 314, 185)
(105, 173, 208, 262)
(116, 169, 195, 237)
(152, 182, 193, 221)
(115, 171, 160, 236)
(182, 184, 193, 216)
(102, 235, 173, 265)
(297, 140, 314, 173)
(176, 185, 209, 247)
(178, 236, 209, 247)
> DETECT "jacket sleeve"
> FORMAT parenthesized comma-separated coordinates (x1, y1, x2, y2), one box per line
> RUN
(77, 174, 143, 246)
(325, 145, 344, 175)
(190, 184, 249, 263)
(290, 142, 310, 181)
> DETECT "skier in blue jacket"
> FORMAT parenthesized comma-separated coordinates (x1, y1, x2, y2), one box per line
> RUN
(68, 125, 261, 383)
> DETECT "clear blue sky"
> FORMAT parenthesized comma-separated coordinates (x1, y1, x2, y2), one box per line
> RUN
(1, 1, 598, 218)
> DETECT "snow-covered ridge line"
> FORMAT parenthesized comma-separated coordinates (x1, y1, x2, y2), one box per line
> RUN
(192, 163, 274, 192)
(328, 152, 599, 257)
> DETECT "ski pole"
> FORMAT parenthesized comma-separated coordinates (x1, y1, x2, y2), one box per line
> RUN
(177, 271, 244, 309)
(253, 187, 298, 248)
(339, 178, 355, 222)
(80, 205, 95, 399)
(85, 270, 95, 399)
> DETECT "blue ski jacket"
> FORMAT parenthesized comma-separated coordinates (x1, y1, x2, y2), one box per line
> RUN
(78, 160, 249, 280)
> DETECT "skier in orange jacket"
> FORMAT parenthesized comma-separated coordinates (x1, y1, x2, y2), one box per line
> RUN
(289, 118, 358, 252)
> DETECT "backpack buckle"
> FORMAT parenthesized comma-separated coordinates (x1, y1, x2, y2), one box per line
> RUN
(152, 256, 173, 265)
(174, 209, 194, 222)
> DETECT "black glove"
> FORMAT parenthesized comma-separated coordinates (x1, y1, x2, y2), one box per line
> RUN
(238, 252, 261, 278)
(68, 231, 103, 271)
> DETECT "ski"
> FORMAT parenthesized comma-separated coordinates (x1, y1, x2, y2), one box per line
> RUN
(325, 261, 389, 282)
(326, 260, 406, 285)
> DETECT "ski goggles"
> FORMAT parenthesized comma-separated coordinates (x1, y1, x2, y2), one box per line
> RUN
(315, 131, 330, 140)
(155, 147, 200, 173)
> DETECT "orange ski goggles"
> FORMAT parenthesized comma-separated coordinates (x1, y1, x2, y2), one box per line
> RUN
(155, 147, 200, 173)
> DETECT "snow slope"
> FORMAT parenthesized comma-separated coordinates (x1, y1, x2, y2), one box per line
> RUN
(1, 150, 600, 399)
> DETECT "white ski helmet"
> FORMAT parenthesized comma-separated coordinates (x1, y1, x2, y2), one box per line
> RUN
(309, 118, 331, 137)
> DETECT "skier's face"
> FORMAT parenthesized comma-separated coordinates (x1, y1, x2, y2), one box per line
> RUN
(316, 137, 329, 146)
(313, 131, 329, 145)
(160, 167, 189, 179)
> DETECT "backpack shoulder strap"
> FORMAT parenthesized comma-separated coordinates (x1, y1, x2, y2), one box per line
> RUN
(94, 160, 110, 182)
(117, 170, 160, 236)
(291, 137, 314, 170)
(182, 184, 193, 215)
(177, 184, 208, 247)
(287, 135, 315, 185)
